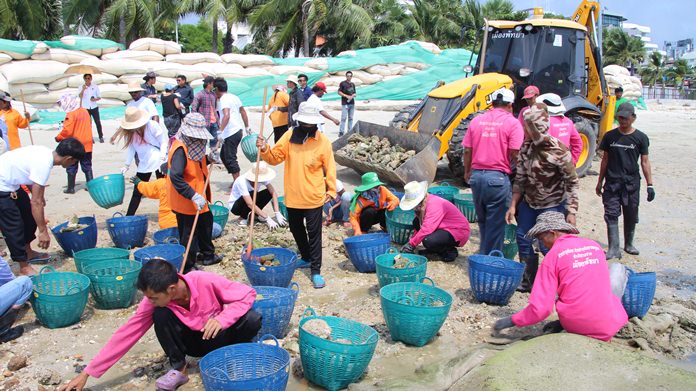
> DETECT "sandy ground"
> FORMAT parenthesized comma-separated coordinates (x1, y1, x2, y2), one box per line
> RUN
(0, 104, 695, 390)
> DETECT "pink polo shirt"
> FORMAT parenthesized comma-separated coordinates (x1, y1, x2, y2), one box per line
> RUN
(549, 116, 582, 164)
(84, 272, 256, 378)
(511, 235, 628, 342)
(463, 108, 524, 174)
(409, 194, 470, 247)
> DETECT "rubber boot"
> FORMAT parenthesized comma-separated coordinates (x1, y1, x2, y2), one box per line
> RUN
(84, 170, 93, 191)
(63, 173, 76, 194)
(606, 222, 622, 260)
(623, 215, 640, 255)
(516, 254, 539, 293)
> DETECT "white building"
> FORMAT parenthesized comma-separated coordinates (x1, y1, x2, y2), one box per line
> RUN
(217, 21, 253, 50)
(621, 22, 666, 62)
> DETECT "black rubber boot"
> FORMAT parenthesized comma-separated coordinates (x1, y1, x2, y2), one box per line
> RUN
(0, 308, 22, 343)
(64, 173, 76, 194)
(623, 214, 639, 255)
(606, 222, 622, 260)
(516, 254, 539, 293)
(200, 253, 223, 266)
(84, 170, 93, 191)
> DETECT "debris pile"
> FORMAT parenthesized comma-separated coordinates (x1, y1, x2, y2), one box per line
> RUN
(59, 215, 89, 233)
(337, 134, 416, 170)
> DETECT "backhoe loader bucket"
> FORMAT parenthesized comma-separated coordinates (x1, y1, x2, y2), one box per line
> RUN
(332, 121, 441, 186)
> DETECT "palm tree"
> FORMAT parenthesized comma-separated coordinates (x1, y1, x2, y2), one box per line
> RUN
(664, 59, 693, 88)
(63, 0, 111, 36)
(356, 0, 417, 48)
(408, 0, 464, 48)
(603, 28, 646, 73)
(640, 51, 664, 87)
(0, 0, 63, 40)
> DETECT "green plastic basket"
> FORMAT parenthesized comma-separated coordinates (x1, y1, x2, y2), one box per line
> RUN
(209, 201, 230, 231)
(379, 278, 452, 347)
(73, 247, 130, 274)
(386, 207, 415, 245)
(278, 196, 288, 220)
(241, 133, 259, 162)
(503, 224, 518, 260)
(82, 259, 142, 309)
(30, 266, 91, 329)
(427, 181, 460, 202)
(375, 247, 428, 288)
(453, 195, 478, 223)
(299, 307, 378, 391)
(86, 173, 125, 209)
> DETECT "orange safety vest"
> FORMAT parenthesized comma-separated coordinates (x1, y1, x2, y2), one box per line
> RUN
(167, 140, 210, 215)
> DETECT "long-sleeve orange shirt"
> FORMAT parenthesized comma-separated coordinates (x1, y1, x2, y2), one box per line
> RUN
(260, 129, 336, 209)
(0, 108, 29, 150)
(137, 178, 177, 229)
(350, 186, 399, 235)
(269, 90, 289, 128)
(56, 108, 93, 153)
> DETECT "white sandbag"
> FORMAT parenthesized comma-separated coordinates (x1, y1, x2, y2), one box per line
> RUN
(118, 74, 146, 84)
(629, 76, 643, 89)
(129, 38, 181, 55)
(147, 62, 210, 80)
(0, 53, 10, 65)
(195, 63, 244, 78)
(98, 98, 126, 107)
(337, 50, 357, 57)
(385, 64, 405, 75)
(400, 40, 442, 54)
(32, 42, 49, 55)
(0, 60, 68, 84)
(190, 79, 204, 89)
(232, 67, 272, 77)
(80, 58, 147, 76)
(31, 48, 97, 64)
(23, 88, 72, 104)
(397, 62, 429, 71)
(65, 73, 118, 88)
(221, 53, 274, 67)
(351, 70, 382, 84)
(399, 67, 421, 75)
(0, 73, 7, 92)
(166, 52, 222, 65)
(603, 64, 630, 77)
(102, 50, 164, 62)
(48, 77, 71, 90)
(9, 83, 47, 96)
(320, 76, 346, 87)
(60, 35, 120, 56)
(98, 84, 131, 101)
(304, 58, 329, 70)
(268, 65, 317, 76)
(383, 75, 401, 82)
(366, 65, 392, 77)
(154, 77, 177, 91)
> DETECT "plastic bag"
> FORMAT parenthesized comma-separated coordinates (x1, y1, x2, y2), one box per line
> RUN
(609, 262, 629, 298)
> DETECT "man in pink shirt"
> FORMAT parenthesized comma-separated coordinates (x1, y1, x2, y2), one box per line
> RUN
(60, 259, 260, 391)
(463, 87, 524, 254)
(398, 181, 470, 262)
(493, 211, 628, 341)
(538, 93, 583, 164)
(517, 85, 539, 125)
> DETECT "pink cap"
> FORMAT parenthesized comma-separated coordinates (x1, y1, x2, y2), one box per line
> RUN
(522, 85, 540, 99)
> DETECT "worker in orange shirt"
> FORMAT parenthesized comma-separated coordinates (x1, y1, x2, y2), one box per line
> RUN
(267, 84, 290, 143)
(55, 94, 94, 194)
(130, 162, 177, 230)
(0, 92, 30, 151)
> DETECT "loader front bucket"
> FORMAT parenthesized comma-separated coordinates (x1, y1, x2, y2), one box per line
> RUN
(332, 121, 441, 186)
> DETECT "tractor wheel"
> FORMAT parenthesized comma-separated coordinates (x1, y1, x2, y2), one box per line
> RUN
(389, 103, 420, 130)
(572, 117, 597, 178)
(447, 111, 484, 180)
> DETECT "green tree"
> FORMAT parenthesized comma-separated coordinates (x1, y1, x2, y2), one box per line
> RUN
(179, 0, 259, 54)
(639, 51, 664, 87)
(161, 20, 223, 53)
(63, 0, 111, 36)
(664, 59, 693, 87)
(603, 28, 646, 72)
(355, 0, 418, 48)
(0, 0, 63, 40)
(408, 0, 464, 48)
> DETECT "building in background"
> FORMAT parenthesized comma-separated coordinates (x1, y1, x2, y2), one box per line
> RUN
(218, 21, 252, 50)
(664, 39, 694, 62)
(601, 12, 626, 29)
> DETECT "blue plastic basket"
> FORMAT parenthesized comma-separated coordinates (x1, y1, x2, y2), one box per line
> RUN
(621, 269, 656, 318)
(51, 216, 97, 255)
(375, 247, 428, 288)
(385, 208, 415, 245)
(380, 277, 452, 346)
(388, 187, 404, 200)
(252, 283, 299, 339)
(242, 248, 297, 287)
(153, 227, 179, 245)
(200, 335, 290, 391)
(343, 233, 391, 273)
(467, 250, 524, 305)
(299, 308, 378, 391)
(73, 247, 130, 274)
(105, 212, 148, 249)
(133, 244, 185, 271)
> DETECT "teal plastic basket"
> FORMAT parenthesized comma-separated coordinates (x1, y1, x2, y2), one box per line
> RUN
(375, 247, 428, 288)
(241, 133, 259, 162)
(380, 278, 452, 346)
(209, 201, 230, 231)
(30, 266, 90, 329)
(73, 247, 130, 274)
(86, 173, 125, 209)
(453, 195, 477, 222)
(299, 308, 378, 391)
(385, 207, 415, 245)
(427, 182, 460, 202)
(503, 224, 518, 260)
(278, 196, 288, 220)
(82, 259, 142, 309)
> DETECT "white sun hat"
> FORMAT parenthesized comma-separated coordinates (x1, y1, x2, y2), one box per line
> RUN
(244, 161, 276, 183)
(399, 181, 428, 211)
(538, 93, 566, 116)
(292, 101, 325, 125)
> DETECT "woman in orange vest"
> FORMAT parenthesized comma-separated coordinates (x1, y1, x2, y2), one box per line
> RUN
(0, 91, 30, 151)
(267, 84, 290, 143)
(55, 94, 94, 194)
(349, 172, 399, 235)
(167, 113, 221, 272)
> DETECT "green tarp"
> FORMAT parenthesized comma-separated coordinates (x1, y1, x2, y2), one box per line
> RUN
(0, 38, 37, 57)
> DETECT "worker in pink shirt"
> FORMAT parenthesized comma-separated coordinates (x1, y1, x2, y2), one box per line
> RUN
(399, 181, 470, 262)
(463, 87, 524, 255)
(538, 93, 583, 164)
(60, 259, 261, 391)
(517, 85, 539, 125)
(493, 211, 628, 342)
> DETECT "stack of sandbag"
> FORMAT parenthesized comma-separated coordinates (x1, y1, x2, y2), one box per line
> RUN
(129, 37, 182, 55)
(604, 64, 642, 101)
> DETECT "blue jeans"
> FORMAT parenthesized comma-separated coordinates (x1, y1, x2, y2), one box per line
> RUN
(0, 276, 32, 315)
(207, 123, 220, 149)
(516, 201, 566, 259)
(469, 170, 511, 255)
(323, 192, 352, 222)
(339, 104, 355, 135)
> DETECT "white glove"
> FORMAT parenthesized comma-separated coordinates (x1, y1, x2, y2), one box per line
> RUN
(275, 211, 288, 227)
(245, 127, 252, 136)
(207, 150, 221, 164)
(191, 193, 206, 211)
(266, 217, 279, 230)
(120, 165, 129, 175)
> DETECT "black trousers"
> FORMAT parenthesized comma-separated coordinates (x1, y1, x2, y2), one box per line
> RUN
(126, 171, 164, 216)
(273, 125, 289, 144)
(287, 206, 323, 275)
(220, 131, 243, 175)
(230, 189, 272, 219)
(414, 217, 458, 261)
(87, 107, 103, 138)
(66, 152, 92, 176)
(0, 190, 36, 263)
(602, 179, 640, 224)
(359, 207, 386, 232)
(176, 210, 214, 270)
(153, 307, 262, 370)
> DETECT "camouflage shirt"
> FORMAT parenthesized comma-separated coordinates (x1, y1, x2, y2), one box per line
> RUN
(513, 104, 579, 214)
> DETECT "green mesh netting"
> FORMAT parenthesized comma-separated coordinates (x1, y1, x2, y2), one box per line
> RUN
(44, 37, 124, 52)
(0, 38, 37, 57)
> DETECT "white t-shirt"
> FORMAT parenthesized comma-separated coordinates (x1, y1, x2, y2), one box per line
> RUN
(336, 179, 344, 193)
(78, 84, 101, 110)
(217, 93, 245, 139)
(0, 145, 54, 192)
(127, 97, 159, 120)
(124, 120, 168, 173)
(228, 178, 270, 206)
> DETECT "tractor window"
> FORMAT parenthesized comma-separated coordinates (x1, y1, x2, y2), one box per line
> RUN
(482, 29, 539, 79)
(532, 29, 577, 97)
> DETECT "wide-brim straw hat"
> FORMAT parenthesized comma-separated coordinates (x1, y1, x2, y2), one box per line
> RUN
(179, 112, 213, 140)
(525, 211, 579, 239)
(120, 107, 150, 130)
(127, 81, 144, 93)
(292, 101, 325, 125)
(244, 161, 276, 183)
(400, 181, 428, 211)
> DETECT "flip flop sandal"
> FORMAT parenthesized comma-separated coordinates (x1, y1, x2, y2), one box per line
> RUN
(155, 369, 189, 391)
(28, 255, 52, 264)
